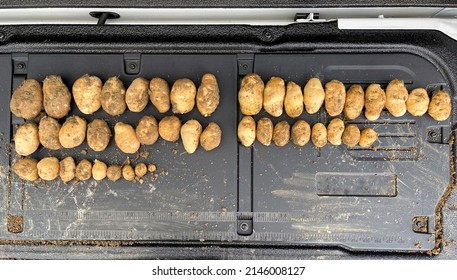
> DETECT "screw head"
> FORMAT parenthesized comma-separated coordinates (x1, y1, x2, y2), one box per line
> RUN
(129, 63, 137, 70)
(239, 222, 249, 231)
(0, 32, 5, 40)
(17, 62, 26, 70)
(242, 64, 248, 70)
(429, 131, 437, 138)
(263, 30, 273, 41)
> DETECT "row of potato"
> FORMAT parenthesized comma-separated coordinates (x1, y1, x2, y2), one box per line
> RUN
(238, 116, 378, 148)
(238, 74, 451, 121)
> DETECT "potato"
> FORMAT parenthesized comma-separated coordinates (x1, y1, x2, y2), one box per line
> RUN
(364, 84, 386, 121)
(344, 84, 364, 120)
(122, 165, 135, 181)
(87, 119, 111, 152)
(59, 115, 87, 148)
(197, 73, 220, 117)
(149, 77, 170, 113)
(256, 117, 273, 146)
(75, 159, 92, 181)
(273, 121, 290, 147)
(114, 122, 140, 154)
(126, 77, 149, 112)
(136, 116, 159, 145)
(158, 116, 181, 142)
(148, 164, 157, 173)
(39, 116, 62, 150)
(180, 120, 202, 154)
(72, 74, 102, 114)
(303, 78, 325, 114)
(342, 124, 360, 148)
(107, 165, 122, 182)
(406, 88, 429, 117)
(14, 122, 39, 156)
(37, 157, 60, 181)
(200, 122, 222, 151)
(12, 158, 39, 181)
(135, 163, 147, 178)
(291, 120, 310, 146)
(10, 79, 42, 120)
(325, 80, 346, 117)
(42, 75, 71, 119)
(327, 118, 345, 146)
(238, 73, 264, 115)
(238, 116, 256, 147)
(263, 77, 285, 117)
(284, 81, 304, 118)
(311, 123, 327, 148)
(92, 160, 107, 181)
(359, 128, 378, 148)
(385, 79, 408, 117)
(428, 90, 451, 121)
(170, 78, 196, 114)
(100, 76, 126, 116)
(59, 157, 76, 183)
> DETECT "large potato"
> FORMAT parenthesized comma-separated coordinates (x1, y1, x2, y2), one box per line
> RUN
(238, 73, 264, 115)
(92, 160, 107, 181)
(273, 121, 290, 147)
(284, 81, 303, 118)
(107, 165, 122, 182)
(149, 77, 170, 113)
(10, 79, 42, 120)
(291, 120, 310, 146)
(256, 117, 273, 146)
(59, 115, 87, 148)
(406, 88, 429, 117)
(114, 122, 140, 154)
(39, 116, 62, 150)
(385, 79, 408, 117)
(181, 120, 202, 154)
(428, 90, 451, 121)
(303, 78, 325, 114)
(364, 84, 386, 121)
(87, 119, 111, 152)
(170, 78, 197, 114)
(344, 84, 364, 120)
(42, 75, 71, 119)
(72, 74, 102, 114)
(14, 122, 39, 156)
(60, 157, 76, 183)
(342, 124, 360, 148)
(311, 123, 327, 148)
(126, 77, 149, 112)
(263, 77, 285, 117)
(75, 159, 92, 181)
(238, 116, 256, 147)
(158, 116, 181, 142)
(327, 118, 345, 146)
(197, 73, 220, 117)
(100, 76, 127, 116)
(359, 128, 378, 148)
(122, 165, 135, 181)
(37, 157, 60, 181)
(325, 80, 346, 117)
(12, 158, 39, 181)
(200, 122, 222, 151)
(136, 116, 159, 145)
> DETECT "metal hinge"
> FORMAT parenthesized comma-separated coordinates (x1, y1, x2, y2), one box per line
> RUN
(294, 13, 333, 23)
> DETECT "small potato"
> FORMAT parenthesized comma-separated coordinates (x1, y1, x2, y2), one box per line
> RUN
(197, 73, 220, 117)
(238, 73, 264, 116)
(37, 157, 60, 181)
(327, 118, 345, 146)
(72, 74, 103, 114)
(158, 116, 181, 142)
(59, 115, 87, 148)
(312, 123, 327, 148)
(291, 120, 310, 146)
(284, 81, 304, 118)
(75, 159, 92, 181)
(385, 79, 408, 117)
(325, 80, 346, 117)
(136, 116, 159, 145)
(200, 122, 222, 151)
(87, 119, 111, 152)
(10, 79, 43, 120)
(428, 90, 451, 121)
(359, 128, 378, 148)
(42, 75, 71, 119)
(181, 120, 203, 154)
(238, 116, 256, 147)
(406, 88, 429, 117)
(304, 78, 325, 114)
(12, 158, 39, 181)
(100, 76, 127, 116)
(14, 122, 39, 156)
(107, 165, 122, 182)
(256, 117, 273, 146)
(344, 84, 364, 120)
(149, 78, 170, 113)
(126, 77, 150, 112)
(39, 116, 62, 150)
(114, 122, 141, 154)
(365, 84, 386, 121)
(170, 78, 197, 114)
(92, 160, 107, 181)
(273, 121, 290, 147)
(263, 77, 285, 117)
(342, 124, 361, 148)
(135, 163, 147, 178)
(148, 164, 157, 173)
(122, 165, 135, 181)
(60, 157, 76, 183)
